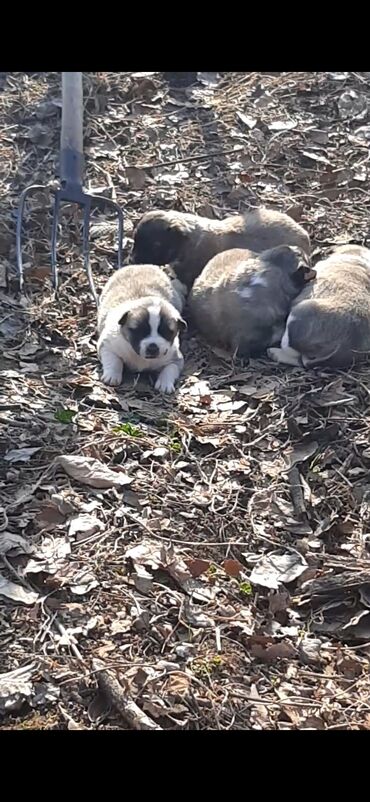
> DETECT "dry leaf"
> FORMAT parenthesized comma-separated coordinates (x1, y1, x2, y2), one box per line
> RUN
(285, 441, 318, 469)
(223, 559, 243, 578)
(36, 502, 67, 526)
(236, 111, 257, 129)
(197, 72, 221, 87)
(24, 537, 71, 575)
(68, 514, 104, 539)
(70, 569, 99, 595)
(269, 119, 297, 131)
(4, 447, 41, 463)
(185, 558, 211, 578)
(250, 641, 296, 662)
(250, 552, 308, 590)
(0, 663, 35, 713)
(0, 532, 34, 556)
(164, 672, 190, 696)
(59, 455, 133, 489)
(183, 599, 213, 628)
(0, 574, 39, 605)
(125, 166, 147, 190)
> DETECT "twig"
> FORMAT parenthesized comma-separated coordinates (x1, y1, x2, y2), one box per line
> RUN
(92, 659, 162, 730)
(140, 146, 243, 172)
(288, 467, 307, 519)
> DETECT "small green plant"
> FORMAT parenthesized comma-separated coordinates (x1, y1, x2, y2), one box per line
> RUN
(207, 564, 217, 578)
(54, 408, 75, 424)
(239, 581, 252, 596)
(169, 436, 182, 453)
(192, 656, 223, 677)
(113, 422, 142, 437)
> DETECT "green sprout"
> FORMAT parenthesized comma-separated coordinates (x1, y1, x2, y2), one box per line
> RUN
(169, 437, 182, 453)
(54, 408, 75, 424)
(239, 581, 252, 596)
(113, 422, 142, 438)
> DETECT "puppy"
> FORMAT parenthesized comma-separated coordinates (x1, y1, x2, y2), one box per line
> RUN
(268, 245, 370, 369)
(188, 245, 315, 358)
(132, 208, 310, 289)
(97, 265, 186, 393)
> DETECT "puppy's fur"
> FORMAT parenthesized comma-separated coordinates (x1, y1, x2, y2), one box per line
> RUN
(97, 265, 186, 393)
(268, 245, 370, 369)
(188, 245, 315, 358)
(132, 208, 311, 289)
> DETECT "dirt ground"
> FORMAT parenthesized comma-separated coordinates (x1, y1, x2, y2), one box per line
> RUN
(1, 71, 370, 730)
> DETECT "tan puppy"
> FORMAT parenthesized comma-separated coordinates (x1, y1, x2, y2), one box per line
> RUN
(268, 245, 370, 369)
(188, 245, 315, 358)
(97, 265, 186, 393)
(132, 208, 311, 289)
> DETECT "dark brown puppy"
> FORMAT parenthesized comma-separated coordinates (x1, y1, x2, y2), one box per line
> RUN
(189, 245, 315, 358)
(268, 245, 370, 369)
(132, 208, 310, 289)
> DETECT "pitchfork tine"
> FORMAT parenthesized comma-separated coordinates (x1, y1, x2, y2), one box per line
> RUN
(16, 184, 46, 292)
(82, 198, 99, 306)
(15, 72, 124, 303)
(51, 192, 61, 292)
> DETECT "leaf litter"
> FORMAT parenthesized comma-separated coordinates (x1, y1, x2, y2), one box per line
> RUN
(2, 71, 370, 730)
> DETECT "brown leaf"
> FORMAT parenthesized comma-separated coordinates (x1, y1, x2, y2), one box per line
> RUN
(125, 166, 147, 190)
(36, 502, 67, 526)
(163, 672, 190, 696)
(268, 591, 290, 615)
(223, 559, 243, 578)
(185, 558, 211, 578)
(250, 641, 296, 662)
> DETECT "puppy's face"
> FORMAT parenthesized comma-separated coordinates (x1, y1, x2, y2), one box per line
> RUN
(265, 245, 316, 292)
(119, 303, 186, 361)
(132, 214, 188, 266)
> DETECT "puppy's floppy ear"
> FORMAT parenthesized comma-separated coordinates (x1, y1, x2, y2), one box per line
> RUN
(118, 311, 129, 326)
(168, 315, 187, 334)
(268, 245, 316, 284)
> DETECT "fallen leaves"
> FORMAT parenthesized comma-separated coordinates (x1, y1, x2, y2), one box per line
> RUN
(3, 70, 370, 733)
(0, 574, 39, 605)
(58, 455, 133, 489)
(4, 447, 41, 463)
(250, 552, 308, 590)
(126, 539, 216, 602)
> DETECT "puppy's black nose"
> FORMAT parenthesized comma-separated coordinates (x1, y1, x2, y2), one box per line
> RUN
(146, 343, 159, 358)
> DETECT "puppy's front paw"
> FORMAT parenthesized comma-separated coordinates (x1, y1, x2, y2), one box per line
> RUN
(102, 368, 122, 386)
(267, 347, 281, 363)
(155, 374, 175, 394)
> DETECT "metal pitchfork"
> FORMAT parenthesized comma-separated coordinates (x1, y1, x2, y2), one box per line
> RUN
(16, 72, 124, 305)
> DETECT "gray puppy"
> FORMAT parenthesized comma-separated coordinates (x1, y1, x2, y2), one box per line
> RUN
(97, 265, 186, 393)
(188, 245, 315, 358)
(268, 245, 370, 369)
(132, 208, 311, 289)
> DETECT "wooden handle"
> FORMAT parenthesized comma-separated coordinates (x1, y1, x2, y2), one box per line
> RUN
(60, 72, 84, 186)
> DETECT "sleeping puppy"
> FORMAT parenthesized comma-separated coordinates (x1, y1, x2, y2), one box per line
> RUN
(188, 245, 315, 358)
(132, 208, 310, 289)
(97, 265, 186, 393)
(268, 245, 370, 369)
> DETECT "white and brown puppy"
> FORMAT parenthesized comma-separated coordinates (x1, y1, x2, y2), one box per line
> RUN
(268, 245, 370, 369)
(132, 208, 310, 289)
(188, 245, 315, 358)
(97, 265, 186, 393)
